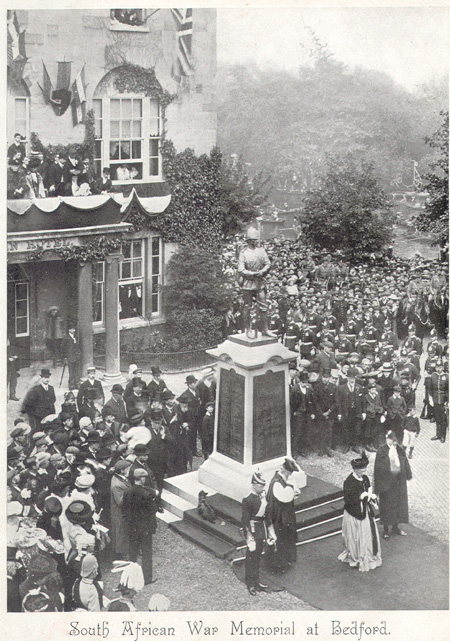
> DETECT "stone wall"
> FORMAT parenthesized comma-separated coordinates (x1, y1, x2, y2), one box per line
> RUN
(9, 9, 217, 154)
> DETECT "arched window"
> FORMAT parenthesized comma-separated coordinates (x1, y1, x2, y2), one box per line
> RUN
(93, 67, 162, 184)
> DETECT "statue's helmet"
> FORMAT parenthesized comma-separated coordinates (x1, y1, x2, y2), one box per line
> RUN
(246, 227, 259, 240)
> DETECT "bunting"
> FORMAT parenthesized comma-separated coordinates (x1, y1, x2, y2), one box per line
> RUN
(171, 8, 194, 76)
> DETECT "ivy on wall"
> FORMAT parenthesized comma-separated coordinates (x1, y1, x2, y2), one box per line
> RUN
(29, 235, 124, 263)
(113, 63, 175, 110)
(159, 140, 223, 253)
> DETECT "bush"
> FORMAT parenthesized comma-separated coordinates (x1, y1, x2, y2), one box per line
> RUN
(165, 309, 222, 350)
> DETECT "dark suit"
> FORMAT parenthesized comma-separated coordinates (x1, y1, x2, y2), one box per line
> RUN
(77, 379, 104, 410)
(102, 396, 128, 426)
(429, 372, 449, 440)
(337, 383, 364, 448)
(184, 387, 201, 453)
(146, 379, 168, 404)
(46, 161, 65, 195)
(290, 383, 315, 455)
(122, 483, 158, 583)
(147, 427, 168, 505)
(64, 335, 81, 390)
(22, 383, 56, 432)
(313, 381, 337, 453)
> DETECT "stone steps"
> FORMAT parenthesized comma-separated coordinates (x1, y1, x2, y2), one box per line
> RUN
(169, 519, 237, 560)
(164, 472, 345, 562)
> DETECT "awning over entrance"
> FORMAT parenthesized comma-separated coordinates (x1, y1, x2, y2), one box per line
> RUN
(7, 187, 171, 233)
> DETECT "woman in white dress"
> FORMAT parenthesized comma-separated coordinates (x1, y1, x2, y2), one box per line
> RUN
(338, 451, 382, 572)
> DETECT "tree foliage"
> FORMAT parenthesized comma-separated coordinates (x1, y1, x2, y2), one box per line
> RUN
(218, 156, 270, 237)
(160, 140, 269, 250)
(217, 50, 447, 193)
(164, 245, 230, 348)
(300, 158, 393, 262)
(415, 111, 449, 248)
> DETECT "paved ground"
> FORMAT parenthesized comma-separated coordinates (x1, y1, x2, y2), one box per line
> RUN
(7, 342, 448, 610)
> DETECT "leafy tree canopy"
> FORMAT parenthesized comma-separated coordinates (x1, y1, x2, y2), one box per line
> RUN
(160, 141, 268, 251)
(164, 245, 231, 349)
(415, 110, 449, 248)
(217, 37, 447, 194)
(299, 157, 393, 262)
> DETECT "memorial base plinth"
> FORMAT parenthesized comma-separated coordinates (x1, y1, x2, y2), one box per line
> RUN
(198, 451, 306, 503)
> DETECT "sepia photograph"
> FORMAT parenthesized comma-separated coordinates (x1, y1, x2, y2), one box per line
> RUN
(4, 1, 449, 634)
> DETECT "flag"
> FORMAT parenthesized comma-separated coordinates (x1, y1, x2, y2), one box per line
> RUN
(56, 61, 71, 90)
(7, 10, 28, 82)
(38, 61, 72, 116)
(171, 8, 194, 76)
(71, 65, 87, 125)
(7, 10, 21, 63)
(40, 61, 54, 105)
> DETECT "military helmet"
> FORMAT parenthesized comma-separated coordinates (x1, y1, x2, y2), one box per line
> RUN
(246, 227, 259, 240)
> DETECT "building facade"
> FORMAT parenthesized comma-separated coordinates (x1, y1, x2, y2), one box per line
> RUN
(7, 8, 217, 376)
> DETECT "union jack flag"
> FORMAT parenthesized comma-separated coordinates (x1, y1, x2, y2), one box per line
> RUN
(171, 8, 194, 76)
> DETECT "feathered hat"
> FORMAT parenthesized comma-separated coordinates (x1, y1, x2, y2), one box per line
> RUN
(111, 560, 145, 593)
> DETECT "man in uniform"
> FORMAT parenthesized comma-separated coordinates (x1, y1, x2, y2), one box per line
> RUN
(429, 358, 449, 443)
(241, 471, 276, 595)
(237, 227, 275, 337)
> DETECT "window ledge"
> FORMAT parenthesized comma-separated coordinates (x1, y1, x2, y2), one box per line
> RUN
(110, 22, 149, 33)
(93, 316, 165, 334)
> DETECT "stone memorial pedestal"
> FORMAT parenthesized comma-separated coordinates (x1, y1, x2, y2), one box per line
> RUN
(198, 333, 307, 502)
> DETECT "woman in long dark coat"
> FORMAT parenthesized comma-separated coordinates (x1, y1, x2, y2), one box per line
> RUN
(374, 430, 412, 539)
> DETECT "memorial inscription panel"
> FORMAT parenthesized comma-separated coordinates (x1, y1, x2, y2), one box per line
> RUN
(217, 368, 245, 462)
(253, 369, 287, 463)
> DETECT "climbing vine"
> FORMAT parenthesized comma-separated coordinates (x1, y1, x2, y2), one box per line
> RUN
(113, 64, 175, 109)
(159, 140, 223, 253)
(29, 235, 125, 263)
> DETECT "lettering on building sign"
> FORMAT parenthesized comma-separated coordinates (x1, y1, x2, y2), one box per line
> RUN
(7, 238, 74, 252)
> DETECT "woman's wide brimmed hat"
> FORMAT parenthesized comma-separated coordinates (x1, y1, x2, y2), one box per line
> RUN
(65, 500, 93, 525)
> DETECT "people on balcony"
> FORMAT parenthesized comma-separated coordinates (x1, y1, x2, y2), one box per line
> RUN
(7, 138, 115, 200)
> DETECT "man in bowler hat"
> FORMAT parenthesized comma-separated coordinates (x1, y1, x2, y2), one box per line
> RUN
(21, 369, 56, 433)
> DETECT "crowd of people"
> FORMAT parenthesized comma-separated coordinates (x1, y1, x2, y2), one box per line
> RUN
(7, 134, 114, 200)
(6, 233, 449, 608)
(221, 238, 448, 457)
(7, 360, 216, 611)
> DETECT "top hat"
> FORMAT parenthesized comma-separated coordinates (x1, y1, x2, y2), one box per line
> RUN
(151, 366, 162, 376)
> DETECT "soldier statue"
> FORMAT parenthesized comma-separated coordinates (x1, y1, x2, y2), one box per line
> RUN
(237, 227, 276, 338)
